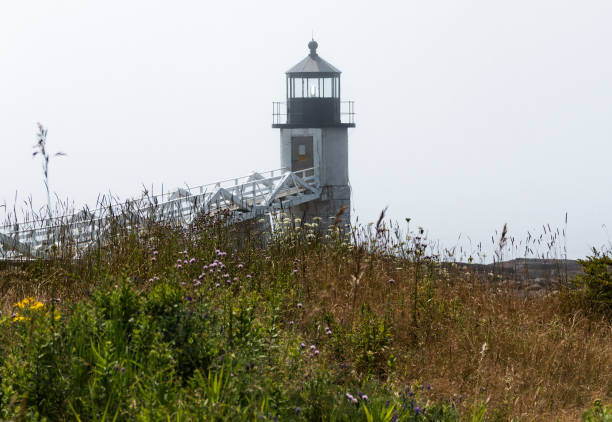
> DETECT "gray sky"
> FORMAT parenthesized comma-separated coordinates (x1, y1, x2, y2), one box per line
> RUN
(1, 0, 611, 259)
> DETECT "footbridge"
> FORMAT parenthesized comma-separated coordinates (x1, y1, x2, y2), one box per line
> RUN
(0, 167, 320, 259)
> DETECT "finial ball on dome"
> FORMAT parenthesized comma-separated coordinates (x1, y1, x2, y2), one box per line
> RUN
(308, 40, 318, 55)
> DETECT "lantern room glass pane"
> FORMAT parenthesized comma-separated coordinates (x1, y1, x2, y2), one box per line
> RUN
(322, 78, 332, 98)
(288, 76, 339, 98)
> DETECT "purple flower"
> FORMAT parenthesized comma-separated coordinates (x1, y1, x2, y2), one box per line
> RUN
(299, 342, 305, 349)
(153, 250, 158, 256)
(346, 393, 354, 401)
(177, 259, 182, 264)
(183, 259, 188, 265)
(215, 283, 220, 288)
(246, 274, 252, 279)
(183, 250, 188, 255)
(238, 263, 243, 269)
(289, 320, 294, 325)
(297, 302, 302, 309)
(295, 407, 300, 415)
(293, 269, 298, 274)
(309, 344, 316, 351)
(189, 257, 196, 264)
(151, 257, 157, 262)
(187, 296, 193, 302)
(389, 279, 395, 284)
(203, 265, 208, 270)
(176, 264, 183, 269)
(361, 394, 368, 401)
(313, 349, 319, 356)
(415, 406, 420, 415)
(193, 281, 202, 287)
(198, 273, 204, 280)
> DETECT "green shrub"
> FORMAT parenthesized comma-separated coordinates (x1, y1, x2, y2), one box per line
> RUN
(583, 399, 612, 422)
(573, 250, 612, 315)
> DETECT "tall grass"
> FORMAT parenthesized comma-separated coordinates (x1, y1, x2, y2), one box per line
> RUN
(0, 203, 610, 420)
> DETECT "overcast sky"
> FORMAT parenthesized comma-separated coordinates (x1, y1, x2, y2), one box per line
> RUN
(1, 0, 611, 259)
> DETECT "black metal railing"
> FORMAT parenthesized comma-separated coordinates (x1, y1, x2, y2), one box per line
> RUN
(272, 101, 355, 126)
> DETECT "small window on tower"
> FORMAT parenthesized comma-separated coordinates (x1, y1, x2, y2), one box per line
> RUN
(298, 144, 307, 161)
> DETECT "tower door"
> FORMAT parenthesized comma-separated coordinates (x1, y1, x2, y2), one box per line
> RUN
(291, 136, 313, 172)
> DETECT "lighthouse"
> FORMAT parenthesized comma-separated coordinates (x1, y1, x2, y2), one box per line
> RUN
(272, 40, 355, 226)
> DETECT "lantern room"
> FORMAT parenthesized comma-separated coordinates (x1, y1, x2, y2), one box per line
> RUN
(273, 40, 354, 128)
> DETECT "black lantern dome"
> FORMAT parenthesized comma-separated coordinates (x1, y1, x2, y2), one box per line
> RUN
(273, 40, 354, 128)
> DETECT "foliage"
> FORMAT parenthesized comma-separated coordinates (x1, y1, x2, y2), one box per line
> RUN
(0, 211, 610, 420)
(583, 400, 612, 422)
(572, 250, 612, 315)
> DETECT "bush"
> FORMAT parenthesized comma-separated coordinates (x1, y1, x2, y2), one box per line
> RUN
(573, 250, 612, 315)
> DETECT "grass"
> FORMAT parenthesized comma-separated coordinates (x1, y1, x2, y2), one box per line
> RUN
(0, 209, 611, 421)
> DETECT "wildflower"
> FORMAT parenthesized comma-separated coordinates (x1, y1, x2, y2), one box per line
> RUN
(346, 393, 354, 401)
(233, 277, 238, 281)
(297, 302, 302, 309)
(289, 320, 294, 325)
(415, 406, 420, 415)
(246, 274, 252, 279)
(295, 407, 301, 415)
(389, 279, 395, 284)
(177, 264, 183, 269)
(198, 273, 204, 280)
(299, 342, 305, 349)
(193, 281, 202, 287)
(177, 259, 182, 264)
(153, 250, 158, 256)
(148, 278, 154, 283)
(12, 315, 28, 322)
(293, 269, 298, 274)
(309, 345, 316, 351)
(361, 394, 368, 401)
(203, 265, 208, 270)
(238, 263, 243, 269)
(189, 257, 196, 264)
(151, 257, 157, 262)
(215, 283, 220, 288)
(183, 259, 188, 265)
(30, 301, 45, 311)
(183, 250, 188, 255)
(187, 296, 193, 302)
(313, 349, 319, 356)
(14, 297, 34, 309)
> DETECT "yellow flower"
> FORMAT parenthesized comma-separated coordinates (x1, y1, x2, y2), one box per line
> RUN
(30, 301, 45, 311)
(12, 315, 29, 322)
(47, 309, 61, 321)
(14, 297, 35, 309)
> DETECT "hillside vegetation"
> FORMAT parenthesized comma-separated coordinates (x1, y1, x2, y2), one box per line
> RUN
(0, 211, 610, 421)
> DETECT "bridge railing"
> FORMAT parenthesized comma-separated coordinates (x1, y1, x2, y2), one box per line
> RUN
(0, 167, 320, 258)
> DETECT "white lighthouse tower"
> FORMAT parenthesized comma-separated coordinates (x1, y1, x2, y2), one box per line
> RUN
(272, 40, 355, 225)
